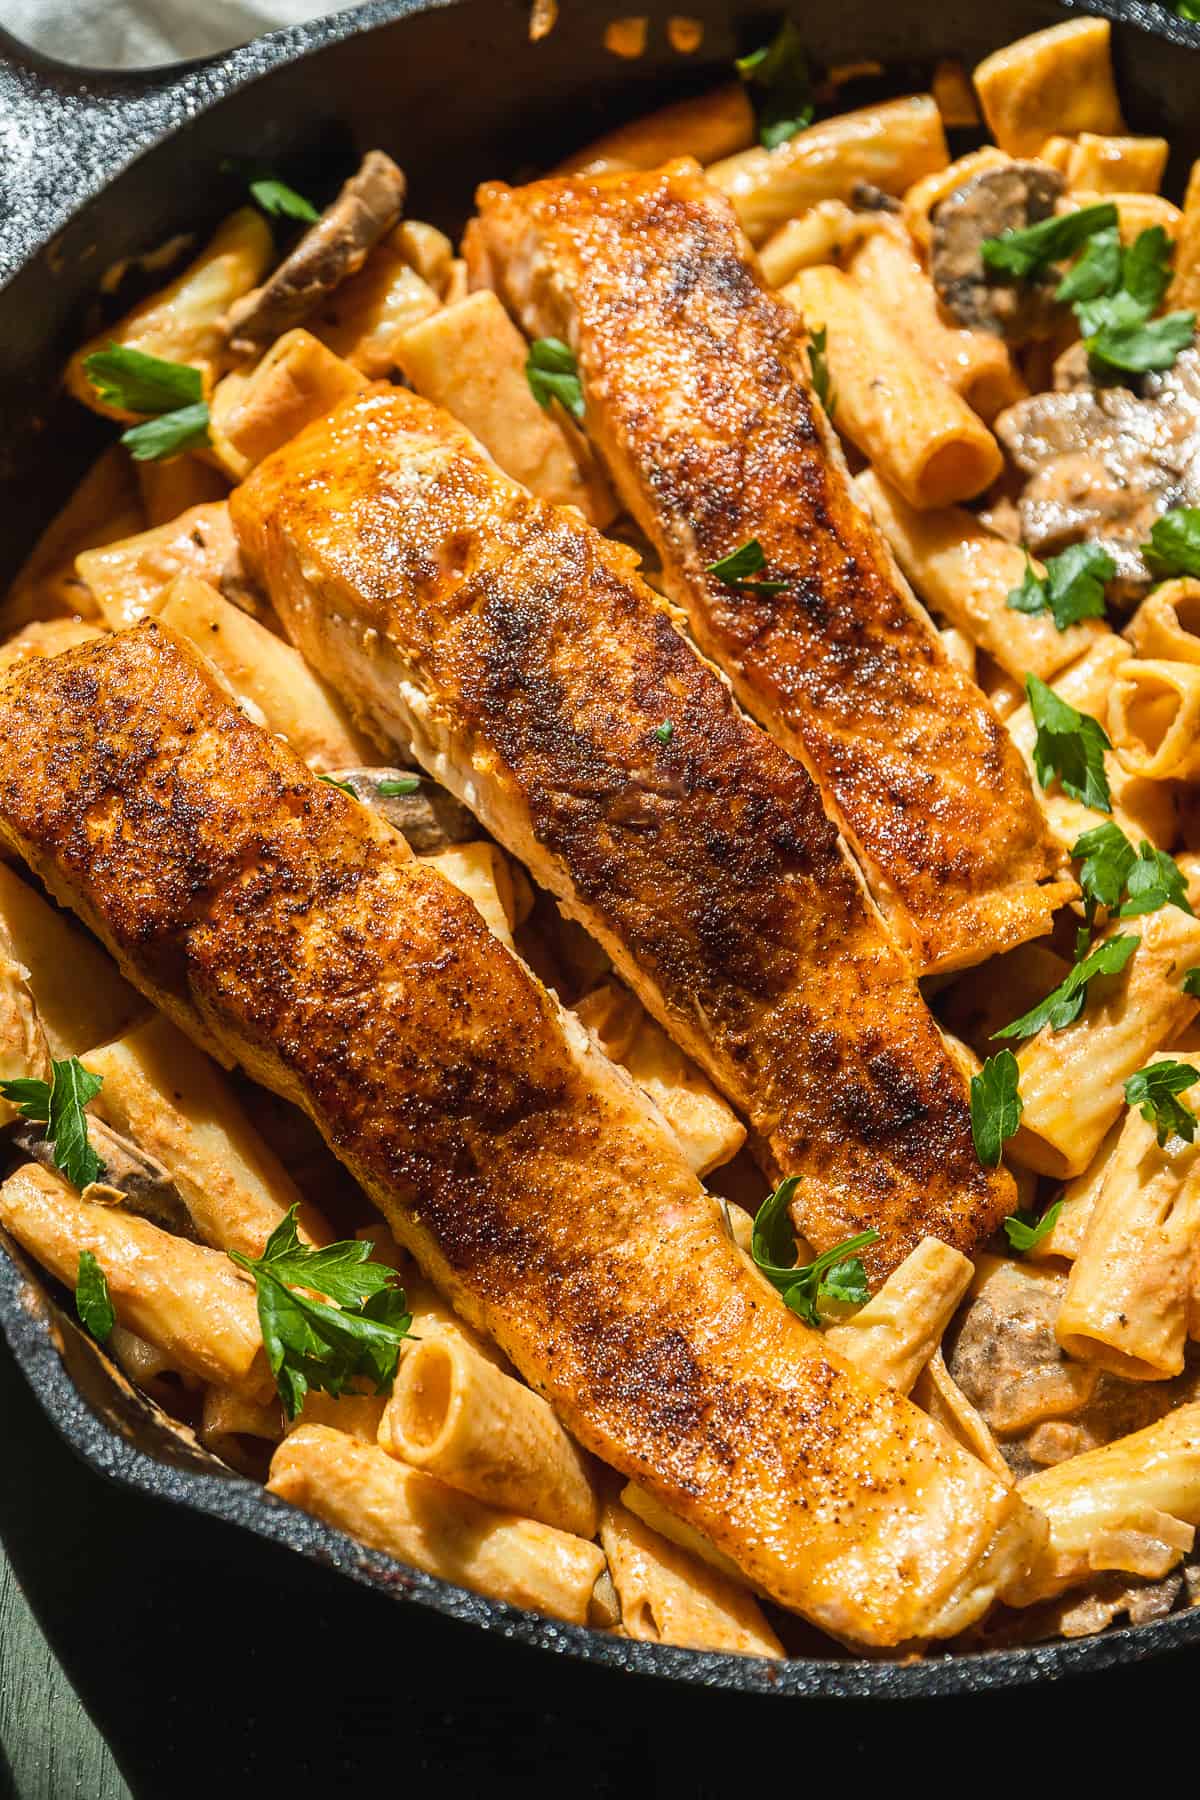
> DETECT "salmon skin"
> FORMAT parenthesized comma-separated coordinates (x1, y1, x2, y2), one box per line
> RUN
(468, 158, 1074, 976)
(0, 623, 1042, 1646)
(231, 386, 1014, 1277)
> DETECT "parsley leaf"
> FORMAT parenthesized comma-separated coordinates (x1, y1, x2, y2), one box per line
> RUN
(318, 774, 358, 796)
(249, 177, 320, 223)
(1142, 507, 1200, 580)
(1026, 673, 1112, 811)
(1006, 542, 1115, 631)
(706, 538, 788, 595)
(121, 402, 212, 462)
(749, 1176, 878, 1326)
(229, 1206, 411, 1418)
(1003, 1200, 1063, 1254)
(82, 343, 211, 463)
(1119, 839, 1194, 918)
(735, 19, 815, 149)
(1055, 226, 1122, 305)
(655, 721, 674, 742)
(75, 1250, 115, 1343)
(993, 933, 1138, 1040)
(525, 338, 584, 422)
(377, 776, 420, 796)
(83, 343, 203, 414)
(1184, 967, 1200, 997)
(970, 1050, 1023, 1167)
(807, 325, 836, 418)
(1083, 303, 1195, 375)
(1121, 224, 1175, 311)
(1124, 1059, 1200, 1147)
(0, 1057, 105, 1190)
(981, 202, 1118, 281)
(1071, 820, 1137, 919)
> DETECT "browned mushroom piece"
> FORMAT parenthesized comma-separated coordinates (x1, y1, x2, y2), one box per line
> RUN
(930, 160, 1066, 339)
(11, 1116, 196, 1239)
(994, 340, 1200, 599)
(225, 150, 407, 353)
(325, 767, 479, 852)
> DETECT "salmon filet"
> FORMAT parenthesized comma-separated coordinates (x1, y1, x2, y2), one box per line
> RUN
(468, 158, 1073, 975)
(231, 385, 1013, 1276)
(0, 622, 1042, 1646)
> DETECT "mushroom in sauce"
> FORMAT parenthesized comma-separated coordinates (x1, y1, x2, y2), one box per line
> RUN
(930, 160, 1066, 339)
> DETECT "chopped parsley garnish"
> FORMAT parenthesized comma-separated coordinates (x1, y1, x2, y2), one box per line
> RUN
(1003, 1200, 1062, 1254)
(525, 338, 585, 422)
(75, 1251, 115, 1343)
(229, 1207, 412, 1419)
(1184, 967, 1200, 997)
(318, 774, 358, 796)
(1142, 507, 1200, 580)
(981, 202, 1118, 282)
(993, 933, 1138, 1041)
(750, 1176, 877, 1326)
(735, 18, 815, 149)
(970, 1050, 1023, 1167)
(83, 343, 211, 462)
(377, 775, 421, 796)
(1124, 1060, 1200, 1147)
(249, 177, 320, 223)
(0, 1058, 105, 1190)
(655, 721, 674, 742)
(1025, 674, 1112, 812)
(807, 325, 835, 418)
(1071, 822, 1191, 924)
(1006, 543, 1115, 631)
(1054, 226, 1122, 306)
(706, 538, 788, 595)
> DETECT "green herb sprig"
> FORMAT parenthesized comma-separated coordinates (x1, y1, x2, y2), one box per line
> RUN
(75, 1251, 115, 1342)
(0, 1058, 105, 1190)
(1142, 507, 1200, 580)
(993, 933, 1138, 1041)
(249, 177, 320, 222)
(735, 19, 815, 149)
(750, 1176, 877, 1326)
(706, 538, 788, 595)
(1124, 1060, 1200, 1147)
(1003, 1201, 1062, 1254)
(525, 338, 584, 422)
(83, 343, 211, 462)
(970, 1051, 1023, 1167)
(1007, 543, 1115, 631)
(1025, 674, 1112, 812)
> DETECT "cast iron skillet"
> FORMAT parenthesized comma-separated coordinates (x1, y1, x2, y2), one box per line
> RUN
(2, 0, 1200, 1700)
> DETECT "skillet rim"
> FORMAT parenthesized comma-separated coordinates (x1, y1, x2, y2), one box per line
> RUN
(2, 0, 1200, 1697)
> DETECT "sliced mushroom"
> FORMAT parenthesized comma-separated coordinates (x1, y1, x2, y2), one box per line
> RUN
(11, 1116, 196, 1239)
(995, 340, 1200, 599)
(849, 181, 901, 214)
(225, 151, 407, 353)
(326, 766, 478, 852)
(930, 160, 1065, 339)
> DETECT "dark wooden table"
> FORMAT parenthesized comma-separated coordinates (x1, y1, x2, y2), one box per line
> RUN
(1, 1332, 1195, 1797)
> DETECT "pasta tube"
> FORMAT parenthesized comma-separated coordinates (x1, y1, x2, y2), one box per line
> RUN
(939, 627, 975, 678)
(1064, 133, 1168, 196)
(208, 330, 367, 481)
(291, 1389, 387, 1442)
(395, 219, 454, 293)
(782, 267, 1002, 508)
(911, 1348, 1012, 1484)
(1110, 658, 1200, 782)
(1030, 1121, 1122, 1264)
(398, 292, 615, 525)
(0, 864, 142, 1059)
(1085, 192, 1182, 246)
(847, 230, 1026, 422)
(1005, 634, 1177, 851)
(108, 1326, 199, 1410)
(553, 83, 754, 176)
(1125, 580, 1200, 667)
(157, 575, 376, 771)
(0, 943, 50, 1127)
(706, 96, 948, 246)
(972, 20, 1125, 158)
(66, 210, 272, 413)
(379, 1333, 599, 1538)
(1013, 1405, 1200, 1602)
(572, 980, 746, 1176)
(2, 448, 141, 629)
(268, 1425, 606, 1624)
(0, 1164, 272, 1401)
(1169, 160, 1200, 312)
(823, 1237, 974, 1395)
(619, 1482, 743, 1583)
(757, 200, 886, 288)
(200, 1387, 283, 1473)
(309, 234, 441, 378)
(1011, 907, 1200, 1179)
(901, 146, 1010, 254)
(599, 1500, 783, 1657)
(1056, 1064, 1200, 1380)
(76, 501, 238, 632)
(85, 1010, 326, 1258)
(857, 469, 1102, 681)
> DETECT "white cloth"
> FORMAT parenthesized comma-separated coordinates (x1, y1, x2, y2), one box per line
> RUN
(1, 0, 360, 70)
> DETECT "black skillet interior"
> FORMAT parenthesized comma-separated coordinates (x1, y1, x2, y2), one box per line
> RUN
(1, 0, 1200, 1701)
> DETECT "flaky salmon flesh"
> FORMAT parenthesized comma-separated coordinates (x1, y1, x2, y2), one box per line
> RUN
(0, 624, 1044, 1646)
(468, 158, 1075, 976)
(231, 385, 1014, 1278)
